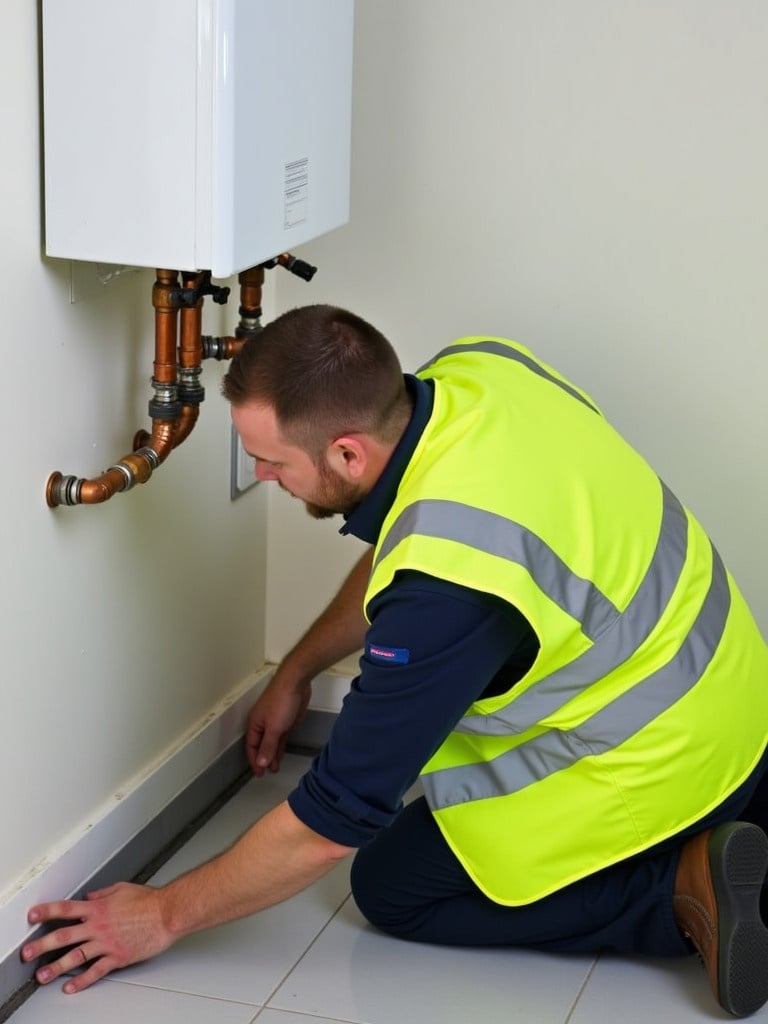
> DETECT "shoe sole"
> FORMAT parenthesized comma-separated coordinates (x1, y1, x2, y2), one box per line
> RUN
(710, 822, 768, 1018)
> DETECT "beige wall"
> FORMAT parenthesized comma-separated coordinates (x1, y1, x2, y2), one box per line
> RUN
(270, 0, 768, 682)
(1, 2, 269, 917)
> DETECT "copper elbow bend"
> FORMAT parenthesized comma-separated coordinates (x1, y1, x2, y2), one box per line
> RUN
(45, 449, 157, 507)
(144, 421, 177, 464)
(172, 406, 200, 449)
(132, 417, 182, 460)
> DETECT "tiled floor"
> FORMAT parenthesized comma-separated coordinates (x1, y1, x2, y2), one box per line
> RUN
(11, 753, 768, 1023)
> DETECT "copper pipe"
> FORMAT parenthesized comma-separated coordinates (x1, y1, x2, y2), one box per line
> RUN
(76, 469, 129, 504)
(153, 269, 181, 385)
(202, 263, 265, 361)
(46, 448, 157, 507)
(142, 270, 183, 463)
(172, 271, 205, 449)
(46, 270, 182, 507)
(132, 417, 180, 463)
(178, 272, 204, 369)
(170, 405, 200, 448)
(238, 265, 265, 315)
(136, 271, 206, 452)
(145, 418, 177, 465)
(46, 262, 275, 508)
(77, 452, 155, 502)
(266, 252, 317, 282)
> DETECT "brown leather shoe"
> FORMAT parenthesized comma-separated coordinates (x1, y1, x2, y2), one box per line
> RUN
(674, 822, 768, 1018)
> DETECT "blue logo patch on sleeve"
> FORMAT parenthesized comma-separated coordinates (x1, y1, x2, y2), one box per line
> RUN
(366, 642, 410, 665)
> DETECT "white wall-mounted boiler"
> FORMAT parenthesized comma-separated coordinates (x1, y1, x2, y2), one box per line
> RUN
(41, 0, 353, 277)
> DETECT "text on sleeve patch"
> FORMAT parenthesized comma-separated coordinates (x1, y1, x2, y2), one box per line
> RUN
(366, 642, 411, 665)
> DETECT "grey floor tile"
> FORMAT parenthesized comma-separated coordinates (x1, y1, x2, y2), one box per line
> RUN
(100, 761, 346, 1004)
(569, 953, 768, 1023)
(99, 755, 350, 1005)
(269, 896, 596, 1024)
(105, 861, 349, 1005)
(146, 754, 313, 882)
(9, 978, 258, 1024)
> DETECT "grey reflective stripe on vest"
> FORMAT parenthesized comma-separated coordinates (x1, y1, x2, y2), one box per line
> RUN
(374, 499, 619, 643)
(422, 542, 730, 810)
(453, 480, 687, 737)
(420, 341, 600, 414)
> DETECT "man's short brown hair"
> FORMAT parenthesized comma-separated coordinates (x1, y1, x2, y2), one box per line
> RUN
(222, 304, 410, 458)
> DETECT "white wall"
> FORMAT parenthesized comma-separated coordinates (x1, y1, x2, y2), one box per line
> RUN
(0, 0, 270, 942)
(270, 0, 768, 682)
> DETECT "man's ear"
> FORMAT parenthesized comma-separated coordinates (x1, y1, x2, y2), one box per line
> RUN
(326, 435, 368, 480)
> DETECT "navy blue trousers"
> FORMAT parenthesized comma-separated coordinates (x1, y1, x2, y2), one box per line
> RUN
(350, 748, 768, 957)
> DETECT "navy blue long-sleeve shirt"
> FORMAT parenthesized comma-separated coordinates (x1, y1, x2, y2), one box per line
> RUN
(287, 375, 539, 847)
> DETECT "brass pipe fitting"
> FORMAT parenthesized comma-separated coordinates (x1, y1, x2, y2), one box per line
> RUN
(201, 335, 245, 360)
(201, 265, 265, 361)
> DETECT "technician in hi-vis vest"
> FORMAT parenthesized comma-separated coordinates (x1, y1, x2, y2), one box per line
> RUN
(26, 306, 768, 1020)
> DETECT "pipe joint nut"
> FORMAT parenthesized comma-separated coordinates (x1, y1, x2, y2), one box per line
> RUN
(236, 318, 263, 342)
(150, 379, 179, 402)
(108, 462, 136, 491)
(148, 397, 183, 420)
(201, 335, 221, 360)
(46, 472, 81, 507)
(177, 384, 205, 404)
(133, 446, 160, 471)
(178, 367, 205, 403)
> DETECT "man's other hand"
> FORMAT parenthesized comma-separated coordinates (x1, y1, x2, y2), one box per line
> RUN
(246, 674, 311, 776)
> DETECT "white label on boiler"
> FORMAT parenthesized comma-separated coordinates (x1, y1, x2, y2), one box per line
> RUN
(284, 158, 309, 228)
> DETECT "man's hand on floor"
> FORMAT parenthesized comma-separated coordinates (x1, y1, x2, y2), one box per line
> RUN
(23, 881, 173, 994)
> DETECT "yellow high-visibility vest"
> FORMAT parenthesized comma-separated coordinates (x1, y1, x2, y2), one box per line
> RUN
(365, 337, 768, 905)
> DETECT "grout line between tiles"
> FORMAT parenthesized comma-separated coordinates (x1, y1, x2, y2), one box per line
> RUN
(97, 883, 355, 1018)
(259, 892, 355, 1015)
(256, 1010, 362, 1024)
(562, 953, 601, 1024)
(102, 975, 266, 1010)
(252, 1008, 361, 1024)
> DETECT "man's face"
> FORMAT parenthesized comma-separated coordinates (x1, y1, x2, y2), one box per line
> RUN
(231, 402, 363, 519)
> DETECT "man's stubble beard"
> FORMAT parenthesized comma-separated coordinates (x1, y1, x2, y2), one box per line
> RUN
(300, 456, 363, 520)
